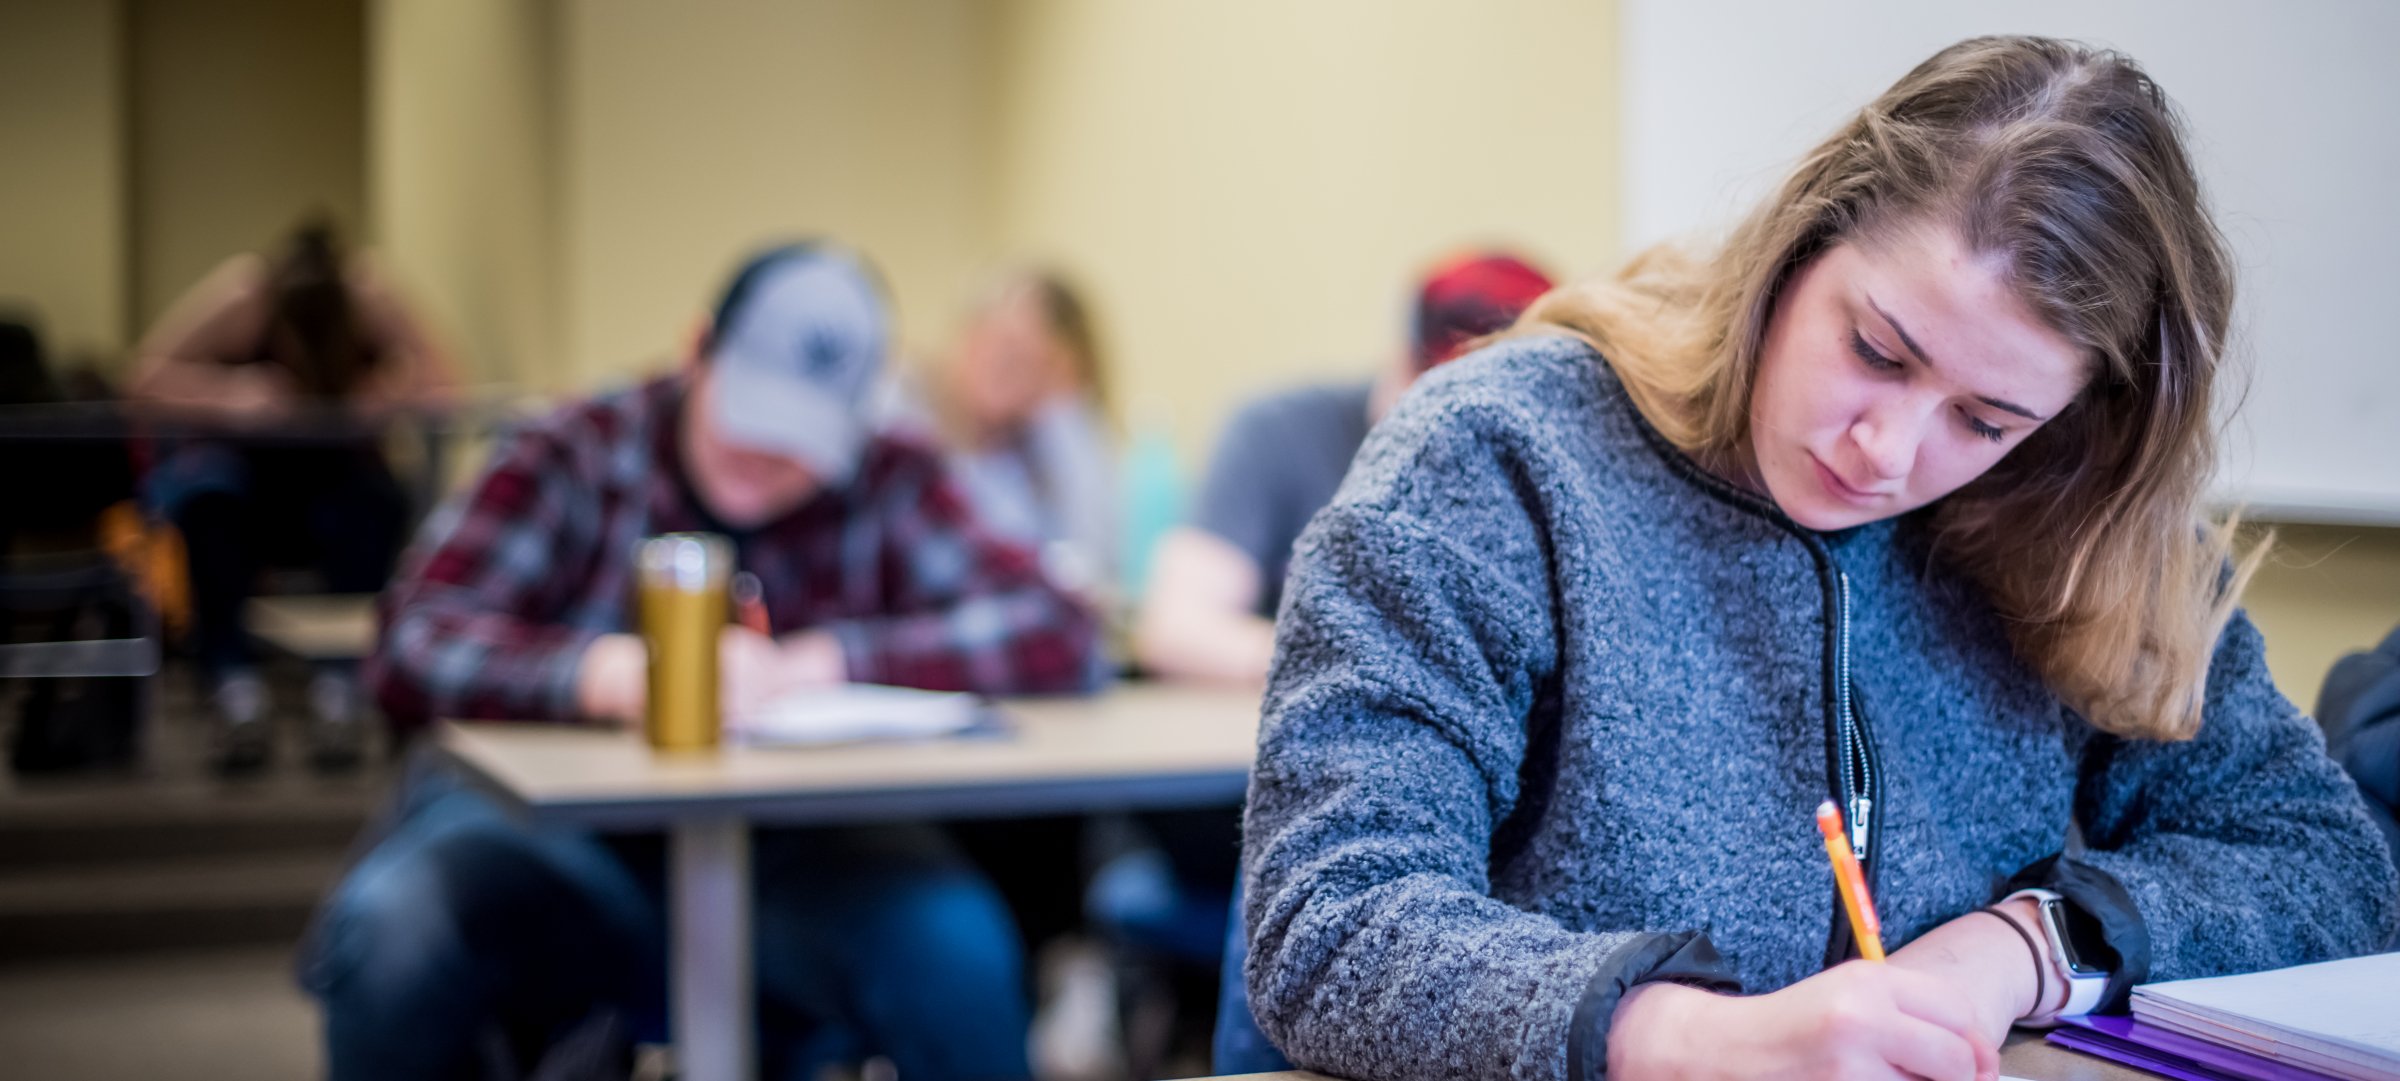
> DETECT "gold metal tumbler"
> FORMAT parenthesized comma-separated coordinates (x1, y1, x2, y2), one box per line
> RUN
(636, 532, 732, 751)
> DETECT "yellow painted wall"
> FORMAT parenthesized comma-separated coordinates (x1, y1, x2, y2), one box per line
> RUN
(12, 0, 2393, 718)
(466, 0, 1623, 436)
(366, 0, 557, 388)
(0, 0, 125, 364)
(338, 3, 2400, 715)
(127, 0, 367, 335)
(2243, 524, 2400, 712)
(992, 0, 1623, 456)
(552, 0, 1001, 387)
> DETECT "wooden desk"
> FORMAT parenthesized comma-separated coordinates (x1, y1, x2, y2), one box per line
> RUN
(1208, 1034, 2153, 1081)
(442, 687, 2154, 1081)
(437, 682, 1263, 1081)
(247, 594, 378, 660)
(441, 682, 1262, 828)
(1998, 1030, 2160, 1079)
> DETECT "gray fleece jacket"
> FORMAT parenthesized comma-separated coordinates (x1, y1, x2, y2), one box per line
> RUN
(1239, 335, 2400, 1081)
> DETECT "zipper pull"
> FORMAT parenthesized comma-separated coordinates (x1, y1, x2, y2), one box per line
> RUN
(1848, 794, 1872, 861)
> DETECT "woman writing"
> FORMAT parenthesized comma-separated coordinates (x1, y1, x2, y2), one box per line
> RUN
(1239, 36, 2397, 1081)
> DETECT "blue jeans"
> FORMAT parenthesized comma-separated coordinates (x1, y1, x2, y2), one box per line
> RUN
(154, 441, 408, 678)
(299, 767, 1032, 1081)
(1210, 870, 1291, 1074)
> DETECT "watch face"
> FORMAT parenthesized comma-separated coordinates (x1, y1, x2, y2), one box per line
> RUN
(2042, 898, 2111, 978)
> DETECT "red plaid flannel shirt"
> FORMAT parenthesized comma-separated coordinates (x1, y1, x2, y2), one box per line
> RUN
(366, 375, 1103, 727)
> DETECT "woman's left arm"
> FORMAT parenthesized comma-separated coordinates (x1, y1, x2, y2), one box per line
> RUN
(2017, 610, 2399, 1010)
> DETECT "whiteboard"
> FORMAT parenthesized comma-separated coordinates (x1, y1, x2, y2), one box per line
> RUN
(1622, 0, 2400, 523)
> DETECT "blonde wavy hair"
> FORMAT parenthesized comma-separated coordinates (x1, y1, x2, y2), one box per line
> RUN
(1523, 36, 2259, 741)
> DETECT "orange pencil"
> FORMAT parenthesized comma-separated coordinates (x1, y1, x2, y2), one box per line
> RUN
(1815, 799, 1885, 961)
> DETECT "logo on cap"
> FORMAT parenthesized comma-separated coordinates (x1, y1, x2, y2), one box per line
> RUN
(707, 244, 890, 481)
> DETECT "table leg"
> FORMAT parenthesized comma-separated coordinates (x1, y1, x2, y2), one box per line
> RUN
(671, 816, 753, 1081)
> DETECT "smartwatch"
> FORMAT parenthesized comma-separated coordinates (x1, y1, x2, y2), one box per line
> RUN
(2005, 888, 2109, 1023)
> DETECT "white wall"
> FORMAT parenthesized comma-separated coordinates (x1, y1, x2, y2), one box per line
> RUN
(1622, 0, 2400, 523)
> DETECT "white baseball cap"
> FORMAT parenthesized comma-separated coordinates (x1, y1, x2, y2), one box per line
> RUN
(706, 242, 890, 481)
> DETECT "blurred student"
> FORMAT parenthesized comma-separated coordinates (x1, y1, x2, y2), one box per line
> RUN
(908, 269, 1125, 1066)
(1094, 254, 1549, 1070)
(1133, 253, 1553, 685)
(1239, 38, 2396, 1081)
(129, 220, 461, 772)
(931, 268, 1119, 606)
(2322, 624, 2400, 867)
(305, 243, 1099, 1081)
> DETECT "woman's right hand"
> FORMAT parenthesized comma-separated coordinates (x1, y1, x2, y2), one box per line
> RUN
(1607, 960, 2001, 1081)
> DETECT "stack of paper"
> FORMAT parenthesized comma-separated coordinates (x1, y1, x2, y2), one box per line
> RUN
(734, 684, 997, 747)
(2132, 953, 2400, 1080)
(2049, 952, 2400, 1081)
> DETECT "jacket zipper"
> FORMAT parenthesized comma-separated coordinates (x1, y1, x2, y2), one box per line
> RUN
(1835, 571, 1875, 865)
(1821, 564, 1883, 965)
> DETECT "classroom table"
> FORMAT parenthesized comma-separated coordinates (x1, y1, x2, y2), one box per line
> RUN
(1998, 1029, 2161, 1080)
(441, 684, 2155, 1081)
(437, 682, 1264, 1081)
(246, 593, 379, 660)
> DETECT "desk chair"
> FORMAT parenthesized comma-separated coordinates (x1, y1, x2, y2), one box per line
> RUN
(0, 554, 161, 771)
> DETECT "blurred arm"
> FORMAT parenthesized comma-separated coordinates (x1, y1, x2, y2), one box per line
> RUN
(1133, 527, 1276, 686)
(367, 426, 608, 727)
(818, 447, 1104, 694)
(126, 255, 294, 423)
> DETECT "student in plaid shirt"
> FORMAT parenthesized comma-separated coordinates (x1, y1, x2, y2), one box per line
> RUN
(302, 243, 1098, 1081)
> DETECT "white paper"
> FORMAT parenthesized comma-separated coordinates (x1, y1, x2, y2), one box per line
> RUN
(2132, 951, 2400, 1079)
(733, 684, 988, 747)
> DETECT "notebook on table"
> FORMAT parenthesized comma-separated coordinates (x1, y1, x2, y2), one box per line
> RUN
(2047, 951, 2400, 1081)
(734, 684, 1003, 746)
(2052, 1014, 2340, 1081)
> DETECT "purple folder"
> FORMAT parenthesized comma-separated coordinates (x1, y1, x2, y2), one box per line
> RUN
(2047, 1015, 2343, 1081)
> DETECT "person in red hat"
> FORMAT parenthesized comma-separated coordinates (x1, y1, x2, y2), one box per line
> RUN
(1134, 251, 1553, 686)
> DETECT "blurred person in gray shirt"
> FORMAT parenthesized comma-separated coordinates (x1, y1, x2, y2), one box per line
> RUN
(1134, 252, 1552, 685)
